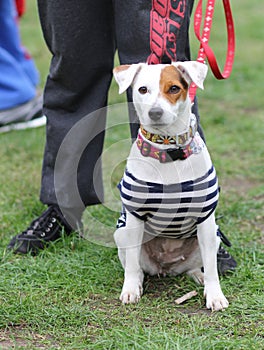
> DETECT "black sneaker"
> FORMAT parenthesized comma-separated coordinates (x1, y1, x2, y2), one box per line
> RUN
(216, 227, 237, 275)
(217, 245, 237, 275)
(8, 205, 76, 254)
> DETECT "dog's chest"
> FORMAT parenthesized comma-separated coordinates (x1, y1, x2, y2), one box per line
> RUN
(118, 165, 219, 239)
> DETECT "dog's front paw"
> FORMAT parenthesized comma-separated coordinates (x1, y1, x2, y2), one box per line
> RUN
(204, 286, 229, 311)
(120, 279, 143, 304)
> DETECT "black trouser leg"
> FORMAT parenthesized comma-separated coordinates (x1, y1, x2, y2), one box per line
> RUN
(38, 0, 115, 215)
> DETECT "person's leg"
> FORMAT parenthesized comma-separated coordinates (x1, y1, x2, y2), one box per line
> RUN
(0, 0, 38, 110)
(113, 0, 152, 139)
(38, 0, 116, 218)
(0, 47, 35, 110)
(8, 0, 116, 253)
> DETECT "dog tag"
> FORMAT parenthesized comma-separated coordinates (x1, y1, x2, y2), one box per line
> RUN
(190, 134, 204, 154)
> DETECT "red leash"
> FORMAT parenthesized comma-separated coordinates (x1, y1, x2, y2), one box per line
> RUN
(15, 0, 26, 17)
(189, 0, 236, 102)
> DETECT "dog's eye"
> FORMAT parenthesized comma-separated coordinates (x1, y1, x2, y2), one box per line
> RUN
(138, 86, 148, 94)
(168, 85, 180, 94)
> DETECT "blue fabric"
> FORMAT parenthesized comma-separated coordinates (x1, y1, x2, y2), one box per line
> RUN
(0, 0, 39, 110)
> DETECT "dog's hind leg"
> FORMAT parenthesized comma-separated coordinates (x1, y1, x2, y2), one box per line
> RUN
(187, 268, 204, 285)
(114, 212, 145, 304)
(197, 214, 229, 311)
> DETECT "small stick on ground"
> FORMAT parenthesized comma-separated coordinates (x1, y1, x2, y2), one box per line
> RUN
(175, 290, 198, 305)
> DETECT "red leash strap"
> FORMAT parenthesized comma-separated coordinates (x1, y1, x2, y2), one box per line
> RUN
(15, 0, 26, 17)
(189, 0, 235, 102)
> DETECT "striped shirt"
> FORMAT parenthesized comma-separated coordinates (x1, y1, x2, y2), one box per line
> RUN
(117, 166, 219, 239)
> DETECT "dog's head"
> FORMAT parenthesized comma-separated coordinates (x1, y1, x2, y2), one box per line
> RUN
(113, 61, 207, 133)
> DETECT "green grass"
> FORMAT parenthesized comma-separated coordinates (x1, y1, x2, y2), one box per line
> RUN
(0, 1, 263, 349)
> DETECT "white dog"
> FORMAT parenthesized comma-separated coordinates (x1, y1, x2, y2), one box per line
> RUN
(113, 61, 229, 311)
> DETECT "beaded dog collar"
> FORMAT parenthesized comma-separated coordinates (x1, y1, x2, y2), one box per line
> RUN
(136, 115, 204, 163)
(140, 114, 197, 147)
(137, 133, 193, 162)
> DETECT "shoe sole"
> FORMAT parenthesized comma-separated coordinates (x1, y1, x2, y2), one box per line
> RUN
(0, 115, 46, 133)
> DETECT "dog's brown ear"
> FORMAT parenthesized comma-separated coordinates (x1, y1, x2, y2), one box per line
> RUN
(172, 61, 208, 89)
(113, 63, 144, 94)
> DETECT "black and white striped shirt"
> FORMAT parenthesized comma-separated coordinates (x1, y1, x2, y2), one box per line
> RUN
(117, 166, 219, 239)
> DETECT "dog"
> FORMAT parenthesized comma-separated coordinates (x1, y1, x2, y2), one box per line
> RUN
(113, 61, 229, 311)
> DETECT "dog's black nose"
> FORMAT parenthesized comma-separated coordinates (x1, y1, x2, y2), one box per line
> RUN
(148, 107, 164, 121)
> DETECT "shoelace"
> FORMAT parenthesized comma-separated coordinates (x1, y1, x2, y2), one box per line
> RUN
(22, 206, 60, 238)
(217, 245, 232, 259)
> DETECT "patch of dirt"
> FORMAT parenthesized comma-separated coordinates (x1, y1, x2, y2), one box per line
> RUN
(174, 307, 212, 316)
(221, 176, 262, 196)
(0, 326, 57, 349)
(222, 176, 264, 242)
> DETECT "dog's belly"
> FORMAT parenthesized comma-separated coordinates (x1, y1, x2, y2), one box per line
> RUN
(141, 235, 202, 276)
